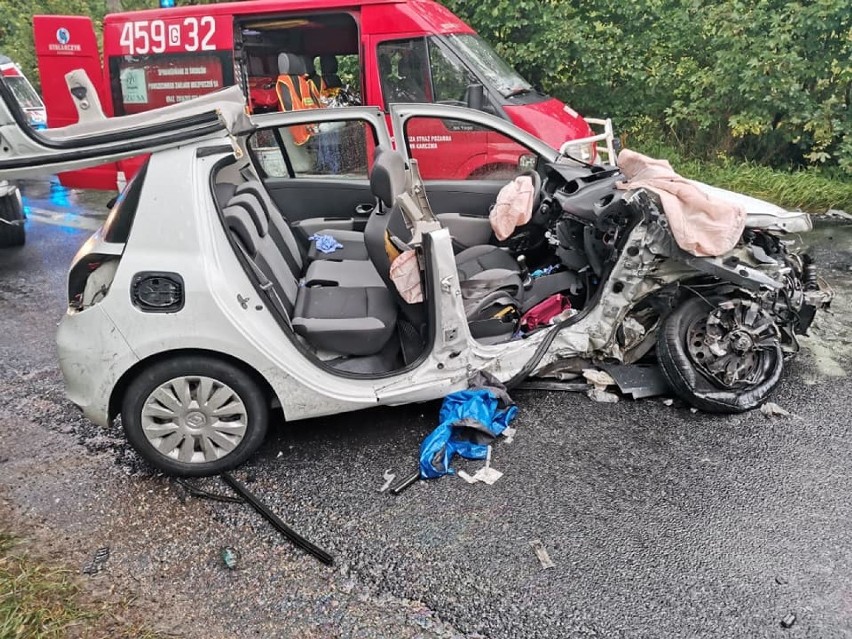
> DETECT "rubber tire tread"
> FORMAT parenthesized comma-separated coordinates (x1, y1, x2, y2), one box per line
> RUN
(657, 297, 784, 414)
(0, 192, 25, 247)
(122, 355, 269, 477)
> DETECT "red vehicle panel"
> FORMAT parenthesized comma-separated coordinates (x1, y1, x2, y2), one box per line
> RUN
(34, 0, 596, 192)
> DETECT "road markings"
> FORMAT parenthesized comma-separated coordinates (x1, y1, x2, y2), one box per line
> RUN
(25, 205, 103, 231)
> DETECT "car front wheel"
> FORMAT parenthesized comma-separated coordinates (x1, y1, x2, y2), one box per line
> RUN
(657, 297, 784, 413)
(122, 356, 269, 476)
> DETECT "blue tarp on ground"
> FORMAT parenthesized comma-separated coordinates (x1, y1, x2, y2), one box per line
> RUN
(419, 388, 518, 479)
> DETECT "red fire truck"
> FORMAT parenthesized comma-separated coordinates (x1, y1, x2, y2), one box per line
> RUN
(34, 0, 614, 192)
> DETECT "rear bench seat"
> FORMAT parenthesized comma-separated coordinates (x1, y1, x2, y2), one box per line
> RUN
(223, 194, 397, 356)
(233, 181, 371, 267)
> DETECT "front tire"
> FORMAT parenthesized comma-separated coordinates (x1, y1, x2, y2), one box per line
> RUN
(657, 297, 784, 413)
(122, 356, 269, 476)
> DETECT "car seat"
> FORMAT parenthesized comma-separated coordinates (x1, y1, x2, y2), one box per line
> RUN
(319, 55, 343, 93)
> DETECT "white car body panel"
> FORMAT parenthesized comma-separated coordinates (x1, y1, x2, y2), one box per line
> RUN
(692, 180, 813, 233)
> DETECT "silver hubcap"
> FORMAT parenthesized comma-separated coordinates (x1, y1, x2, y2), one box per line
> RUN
(141, 376, 248, 464)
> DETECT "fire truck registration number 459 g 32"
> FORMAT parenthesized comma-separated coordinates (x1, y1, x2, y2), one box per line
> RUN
(119, 18, 216, 55)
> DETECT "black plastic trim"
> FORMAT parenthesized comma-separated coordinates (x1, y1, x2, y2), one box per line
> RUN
(131, 271, 185, 314)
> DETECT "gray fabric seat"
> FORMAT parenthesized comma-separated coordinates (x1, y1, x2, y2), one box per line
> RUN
(223, 194, 396, 357)
(366, 148, 575, 330)
(302, 258, 384, 288)
(306, 229, 370, 262)
(454, 244, 521, 280)
(233, 180, 368, 264)
(232, 181, 379, 285)
(364, 147, 427, 328)
(292, 286, 396, 355)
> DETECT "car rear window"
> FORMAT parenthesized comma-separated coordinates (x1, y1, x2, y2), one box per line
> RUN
(103, 160, 149, 244)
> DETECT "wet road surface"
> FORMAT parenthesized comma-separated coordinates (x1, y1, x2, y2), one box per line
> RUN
(1, 184, 850, 638)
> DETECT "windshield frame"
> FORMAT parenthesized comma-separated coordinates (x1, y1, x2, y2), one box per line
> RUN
(441, 33, 534, 99)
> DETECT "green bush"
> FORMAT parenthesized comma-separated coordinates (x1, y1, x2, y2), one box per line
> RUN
(445, 0, 851, 174)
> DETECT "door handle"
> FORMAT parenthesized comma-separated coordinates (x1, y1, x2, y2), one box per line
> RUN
(354, 203, 375, 216)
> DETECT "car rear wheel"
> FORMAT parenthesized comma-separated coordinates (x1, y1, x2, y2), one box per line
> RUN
(122, 356, 269, 476)
(657, 297, 784, 413)
(0, 189, 25, 248)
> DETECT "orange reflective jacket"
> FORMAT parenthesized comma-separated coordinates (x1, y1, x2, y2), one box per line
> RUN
(275, 74, 323, 145)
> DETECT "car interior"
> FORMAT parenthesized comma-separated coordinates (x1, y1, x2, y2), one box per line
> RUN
(210, 120, 626, 377)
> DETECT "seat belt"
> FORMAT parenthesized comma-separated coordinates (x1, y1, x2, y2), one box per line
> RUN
(234, 242, 294, 331)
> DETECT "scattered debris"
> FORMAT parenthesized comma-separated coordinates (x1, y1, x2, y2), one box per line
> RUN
(826, 209, 852, 220)
(587, 387, 620, 404)
(419, 378, 516, 480)
(457, 470, 477, 484)
(220, 546, 240, 570)
(761, 402, 793, 418)
(602, 363, 672, 399)
(529, 539, 555, 570)
(775, 575, 788, 585)
(82, 547, 110, 575)
(583, 368, 620, 403)
(379, 469, 396, 493)
(582, 369, 616, 387)
(390, 471, 420, 494)
(276, 451, 283, 459)
(690, 408, 699, 414)
(518, 380, 590, 392)
(222, 473, 334, 566)
(662, 398, 674, 407)
(472, 466, 503, 485)
(780, 613, 797, 629)
(502, 427, 517, 444)
(460, 446, 503, 484)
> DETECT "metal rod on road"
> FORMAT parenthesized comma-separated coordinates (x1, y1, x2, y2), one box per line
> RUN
(222, 472, 334, 566)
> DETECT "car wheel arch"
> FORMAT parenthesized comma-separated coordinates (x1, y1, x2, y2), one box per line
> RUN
(107, 348, 279, 424)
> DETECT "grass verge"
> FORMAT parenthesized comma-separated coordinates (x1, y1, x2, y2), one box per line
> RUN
(632, 142, 852, 214)
(0, 532, 166, 639)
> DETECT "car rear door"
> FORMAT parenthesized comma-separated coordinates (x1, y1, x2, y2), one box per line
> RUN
(246, 107, 392, 236)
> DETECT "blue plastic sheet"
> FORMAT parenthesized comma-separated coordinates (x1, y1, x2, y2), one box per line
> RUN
(308, 234, 343, 254)
(419, 388, 517, 479)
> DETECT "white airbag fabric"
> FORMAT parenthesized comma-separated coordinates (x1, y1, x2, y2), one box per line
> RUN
(489, 175, 535, 241)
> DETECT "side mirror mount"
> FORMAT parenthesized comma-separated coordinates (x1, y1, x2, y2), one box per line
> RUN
(465, 83, 485, 111)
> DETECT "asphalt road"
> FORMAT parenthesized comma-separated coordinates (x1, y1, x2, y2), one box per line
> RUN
(1, 186, 850, 638)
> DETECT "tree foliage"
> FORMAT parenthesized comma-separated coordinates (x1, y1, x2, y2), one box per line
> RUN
(0, 0, 848, 172)
(445, 0, 851, 172)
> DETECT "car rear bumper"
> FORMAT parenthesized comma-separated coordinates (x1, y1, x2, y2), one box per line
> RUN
(56, 305, 139, 427)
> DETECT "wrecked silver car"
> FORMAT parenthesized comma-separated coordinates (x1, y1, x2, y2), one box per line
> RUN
(0, 76, 831, 476)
